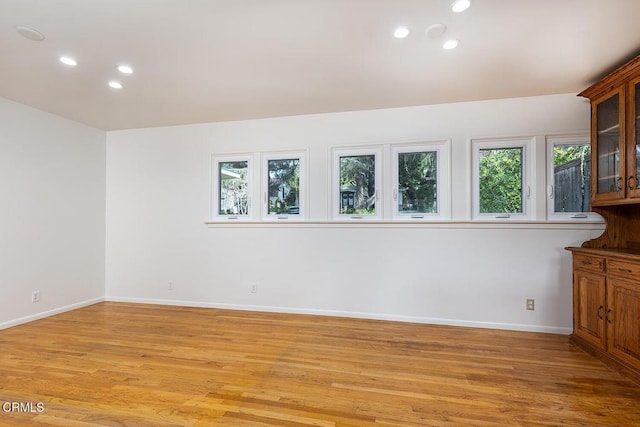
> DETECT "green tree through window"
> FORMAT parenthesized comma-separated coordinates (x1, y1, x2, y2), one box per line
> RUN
(268, 159, 300, 214)
(219, 161, 249, 215)
(479, 147, 523, 214)
(398, 151, 437, 214)
(340, 155, 376, 214)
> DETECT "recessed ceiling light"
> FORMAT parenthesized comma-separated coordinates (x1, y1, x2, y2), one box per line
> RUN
(443, 39, 460, 50)
(117, 64, 133, 74)
(15, 25, 44, 41)
(59, 56, 78, 66)
(425, 24, 447, 39)
(451, 0, 471, 13)
(108, 81, 123, 89)
(393, 26, 411, 39)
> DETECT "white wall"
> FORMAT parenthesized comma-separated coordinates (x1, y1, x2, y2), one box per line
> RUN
(106, 93, 604, 333)
(0, 97, 105, 328)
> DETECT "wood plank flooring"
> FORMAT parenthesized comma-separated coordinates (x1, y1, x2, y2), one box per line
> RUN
(0, 302, 639, 426)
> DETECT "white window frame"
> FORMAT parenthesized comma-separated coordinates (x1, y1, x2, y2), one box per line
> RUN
(391, 140, 451, 220)
(261, 150, 308, 221)
(546, 135, 599, 221)
(331, 146, 383, 220)
(211, 153, 254, 221)
(472, 137, 534, 220)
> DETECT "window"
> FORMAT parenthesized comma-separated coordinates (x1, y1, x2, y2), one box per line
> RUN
(262, 151, 307, 220)
(391, 141, 451, 220)
(332, 146, 382, 219)
(547, 135, 597, 220)
(212, 154, 253, 220)
(472, 138, 533, 219)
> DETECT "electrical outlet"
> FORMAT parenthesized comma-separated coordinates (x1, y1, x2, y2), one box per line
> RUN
(32, 290, 40, 303)
(526, 298, 535, 311)
(251, 284, 257, 294)
(168, 281, 174, 291)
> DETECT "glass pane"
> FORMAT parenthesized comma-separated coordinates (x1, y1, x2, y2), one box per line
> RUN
(553, 144, 591, 213)
(339, 154, 376, 215)
(479, 147, 523, 214)
(218, 161, 248, 215)
(596, 94, 620, 193)
(268, 158, 300, 215)
(636, 83, 640, 189)
(397, 151, 437, 214)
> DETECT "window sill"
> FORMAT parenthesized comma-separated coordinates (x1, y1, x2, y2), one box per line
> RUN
(205, 219, 604, 230)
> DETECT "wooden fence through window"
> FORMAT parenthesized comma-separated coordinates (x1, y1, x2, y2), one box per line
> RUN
(554, 157, 591, 213)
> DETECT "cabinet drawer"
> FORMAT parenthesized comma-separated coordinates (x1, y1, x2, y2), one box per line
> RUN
(608, 259, 640, 280)
(574, 254, 605, 273)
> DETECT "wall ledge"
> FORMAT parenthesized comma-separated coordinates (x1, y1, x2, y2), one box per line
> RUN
(205, 219, 605, 231)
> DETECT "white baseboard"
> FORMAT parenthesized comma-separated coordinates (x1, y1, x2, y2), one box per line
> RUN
(0, 297, 105, 330)
(105, 296, 571, 335)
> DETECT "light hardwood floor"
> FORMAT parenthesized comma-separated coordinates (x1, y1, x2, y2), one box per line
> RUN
(0, 302, 639, 426)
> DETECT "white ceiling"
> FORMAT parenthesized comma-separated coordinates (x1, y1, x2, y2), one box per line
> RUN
(1, 0, 640, 131)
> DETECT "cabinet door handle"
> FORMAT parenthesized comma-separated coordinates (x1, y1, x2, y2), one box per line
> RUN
(597, 305, 604, 319)
(580, 260, 592, 266)
(617, 177, 623, 191)
(628, 175, 637, 190)
(618, 267, 633, 273)
(606, 308, 613, 324)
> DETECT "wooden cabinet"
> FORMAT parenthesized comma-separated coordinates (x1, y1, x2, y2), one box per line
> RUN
(570, 54, 640, 384)
(628, 75, 640, 199)
(580, 55, 640, 205)
(573, 264, 606, 350)
(590, 88, 625, 203)
(568, 249, 640, 382)
(607, 276, 640, 369)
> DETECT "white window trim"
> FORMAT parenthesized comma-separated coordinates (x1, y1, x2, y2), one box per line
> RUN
(546, 135, 600, 221)
(472, 137, 534, 220)
(331, 145, 383, 221)
(211, 153, 254, 221)
(391, 140, 451, 220)
(261, 150, 308, 221)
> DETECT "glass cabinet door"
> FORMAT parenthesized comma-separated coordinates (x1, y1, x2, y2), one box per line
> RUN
(628, 77, 640, 198)
(592, 87, 625, 203)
